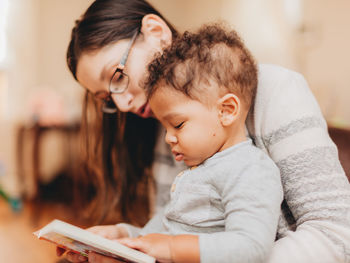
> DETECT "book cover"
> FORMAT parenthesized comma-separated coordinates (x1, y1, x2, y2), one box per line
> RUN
(34, 219, 155, 263)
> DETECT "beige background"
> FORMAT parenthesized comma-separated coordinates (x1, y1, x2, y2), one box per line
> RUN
(0, 0, 350, 194)
(1, 0, 349, 123)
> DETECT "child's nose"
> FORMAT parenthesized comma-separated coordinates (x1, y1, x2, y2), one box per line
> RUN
(165, 131, 177, 145)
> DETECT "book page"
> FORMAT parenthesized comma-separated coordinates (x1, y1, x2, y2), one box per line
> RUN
(36, 231, 138, 263)
(33, 220, 155, 263)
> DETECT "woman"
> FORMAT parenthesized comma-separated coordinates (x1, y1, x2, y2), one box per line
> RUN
(59, 0, 350, 262)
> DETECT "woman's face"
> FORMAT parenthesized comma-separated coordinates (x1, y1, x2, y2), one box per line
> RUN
(76, 33, 163, 118)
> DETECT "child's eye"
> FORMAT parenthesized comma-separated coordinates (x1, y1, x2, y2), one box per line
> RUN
(174, 122, 184, 129)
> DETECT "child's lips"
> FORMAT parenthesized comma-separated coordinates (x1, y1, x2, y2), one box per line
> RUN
(172, 151, 184, 162)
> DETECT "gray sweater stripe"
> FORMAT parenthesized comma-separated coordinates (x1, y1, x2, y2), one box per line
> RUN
(276, 146, 344, 180)
(253, 116, 326, 148)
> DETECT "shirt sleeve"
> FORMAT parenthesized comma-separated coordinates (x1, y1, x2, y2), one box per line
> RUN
(252, 65, 350, 262)
(139, 208, 167, 236)
(199, 161, 283, 263)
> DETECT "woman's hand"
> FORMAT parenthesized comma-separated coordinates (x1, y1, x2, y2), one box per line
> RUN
(87, 252, 125, 263)
(118, 233, 173, 263)
(56, 251, 125, 263)
(84, 225, 129, 240)
(56, 224, 129, 262)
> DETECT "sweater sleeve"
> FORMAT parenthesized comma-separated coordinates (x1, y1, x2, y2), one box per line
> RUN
(249, 64, 350, 263)
(139, 208, 167, 235)
(199, 161, 283, 263)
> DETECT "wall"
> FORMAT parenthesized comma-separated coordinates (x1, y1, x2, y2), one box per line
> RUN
(6, 0, 40, 120)
(2, 0, 94, 122)
(36, 0, 95, 122)
(302, 0, 350, 126)
(5, 0, 349, 125)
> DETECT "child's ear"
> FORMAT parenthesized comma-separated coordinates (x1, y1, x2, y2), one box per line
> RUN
(217, 93, 240, 126)
(141, 14, 172, 47)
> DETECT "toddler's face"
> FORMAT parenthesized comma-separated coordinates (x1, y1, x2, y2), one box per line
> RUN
(149, 87, 226, 166)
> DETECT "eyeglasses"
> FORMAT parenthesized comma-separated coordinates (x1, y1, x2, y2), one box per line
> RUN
(95, 30, 139, 114)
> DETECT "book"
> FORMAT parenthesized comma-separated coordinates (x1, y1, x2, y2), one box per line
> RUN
(33, 219, 155, 263)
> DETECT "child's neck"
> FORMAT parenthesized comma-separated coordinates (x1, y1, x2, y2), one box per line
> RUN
(218, 120, 247, 152)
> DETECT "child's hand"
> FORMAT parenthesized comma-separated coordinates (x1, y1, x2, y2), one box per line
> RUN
(86, 224, 129, 239)
(119, 234, 173, 263)
(56, 225, 129, 262)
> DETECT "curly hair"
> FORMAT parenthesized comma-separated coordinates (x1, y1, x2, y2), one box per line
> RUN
(146, 24, 258, 109)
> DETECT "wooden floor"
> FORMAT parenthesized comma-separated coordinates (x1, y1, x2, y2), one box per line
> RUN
(0, 200, 74, 263)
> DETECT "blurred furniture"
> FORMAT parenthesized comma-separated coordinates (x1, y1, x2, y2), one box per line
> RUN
(16, 122, 80, 201)
(328, 126, 350, 181)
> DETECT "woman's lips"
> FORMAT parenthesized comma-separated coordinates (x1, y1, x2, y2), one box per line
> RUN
(137, 103, 152, 118)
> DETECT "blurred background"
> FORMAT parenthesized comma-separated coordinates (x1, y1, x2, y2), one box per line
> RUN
(0, 0, 349, 262)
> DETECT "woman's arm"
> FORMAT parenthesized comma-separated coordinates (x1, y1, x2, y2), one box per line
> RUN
(248, 64, 350, 262)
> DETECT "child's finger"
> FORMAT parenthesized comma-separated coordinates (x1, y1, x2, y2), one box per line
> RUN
(118, 238, 142, 250)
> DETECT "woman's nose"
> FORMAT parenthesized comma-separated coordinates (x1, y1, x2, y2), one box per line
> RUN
(111, 92, 134, 112)
(165, 131, 177, 145)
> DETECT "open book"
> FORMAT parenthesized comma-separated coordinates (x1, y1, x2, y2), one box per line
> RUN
(34, 219, 155, 263)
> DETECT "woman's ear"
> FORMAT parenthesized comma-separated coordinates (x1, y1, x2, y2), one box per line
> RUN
(141, 14, 172, 47)
(217, 93, 241, 126)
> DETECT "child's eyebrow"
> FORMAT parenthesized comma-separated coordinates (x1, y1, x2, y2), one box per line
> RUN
(163, 112, 182, 121)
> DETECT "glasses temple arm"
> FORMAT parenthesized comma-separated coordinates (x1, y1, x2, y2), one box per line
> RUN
(119, 30, 139, 66)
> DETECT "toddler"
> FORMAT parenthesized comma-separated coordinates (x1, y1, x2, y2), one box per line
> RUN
(120, 24, 283, 263)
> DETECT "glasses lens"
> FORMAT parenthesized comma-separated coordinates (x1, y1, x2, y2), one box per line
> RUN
(110, 71, 129, 93)
(102, 99, 117, 114)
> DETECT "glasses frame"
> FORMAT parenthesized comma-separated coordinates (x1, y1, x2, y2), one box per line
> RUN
(100, 29, 139, 114)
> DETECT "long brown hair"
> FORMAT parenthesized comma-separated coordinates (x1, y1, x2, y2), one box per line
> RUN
(67, 0, 178, 224)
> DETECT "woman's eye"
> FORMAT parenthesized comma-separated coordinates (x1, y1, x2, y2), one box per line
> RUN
(112, 72, 124, 84)
(116, 73, 125, 83)
(174, 122, 184, 129)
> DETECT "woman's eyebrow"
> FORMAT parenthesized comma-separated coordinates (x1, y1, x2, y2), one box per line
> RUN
(100, 65, 108, 82)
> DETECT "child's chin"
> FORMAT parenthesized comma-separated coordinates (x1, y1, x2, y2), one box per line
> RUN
(184, 159, 201, 167)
